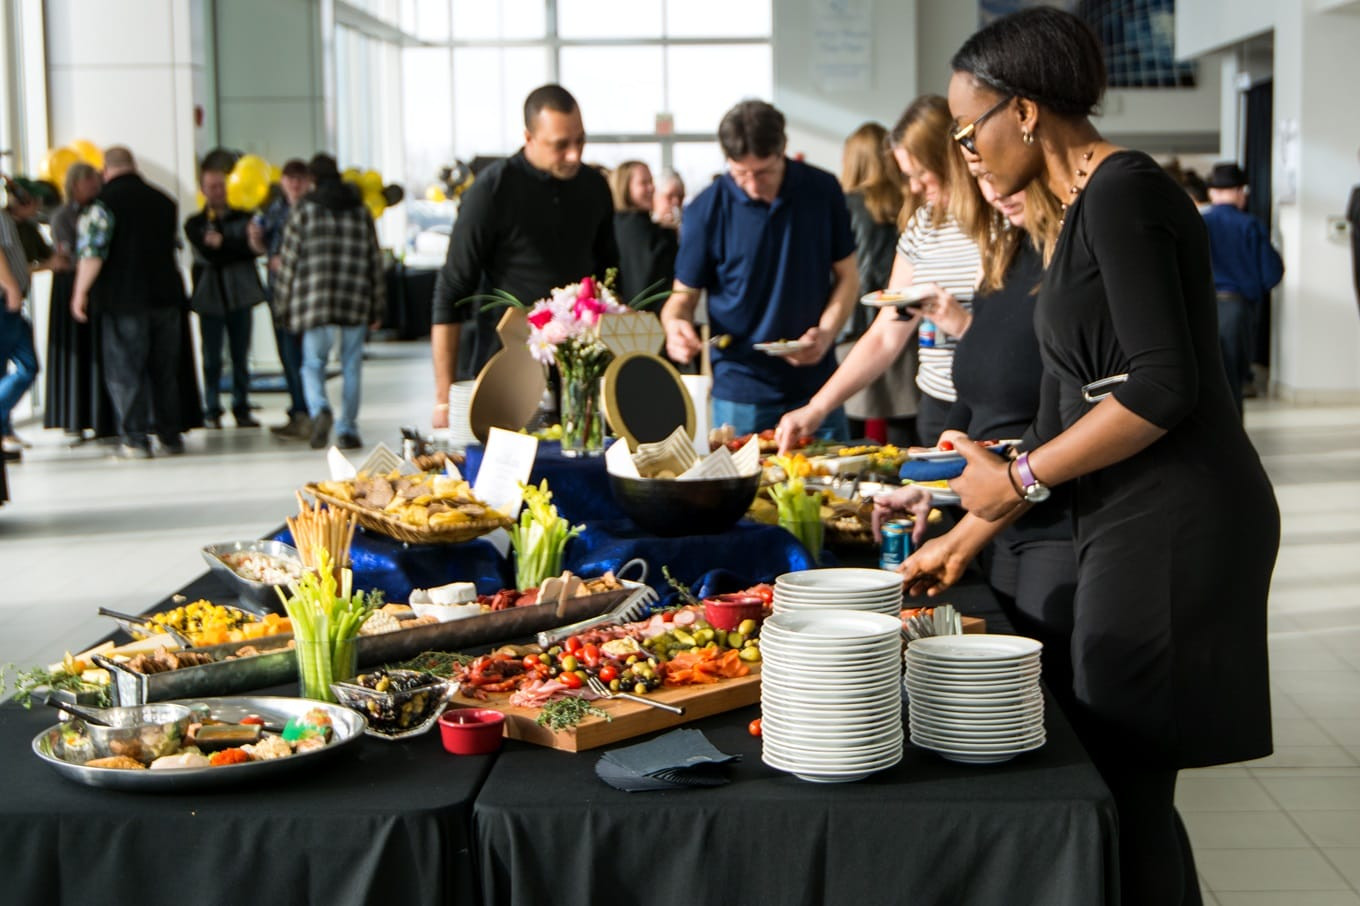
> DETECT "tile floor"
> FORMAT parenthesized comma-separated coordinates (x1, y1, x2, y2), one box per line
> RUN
(1, 342, 1358, 903)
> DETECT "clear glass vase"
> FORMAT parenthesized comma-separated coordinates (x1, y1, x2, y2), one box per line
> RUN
(558, 363, 606, 457)
(295, 635, 358, 703)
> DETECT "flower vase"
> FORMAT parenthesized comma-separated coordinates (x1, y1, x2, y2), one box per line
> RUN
(558, 363, 605, 457)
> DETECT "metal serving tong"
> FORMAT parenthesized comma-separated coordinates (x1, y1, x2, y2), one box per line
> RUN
(97, 607, 196, 649)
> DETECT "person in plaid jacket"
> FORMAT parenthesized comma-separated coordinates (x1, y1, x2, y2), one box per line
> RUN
(274, 154, 386, 450)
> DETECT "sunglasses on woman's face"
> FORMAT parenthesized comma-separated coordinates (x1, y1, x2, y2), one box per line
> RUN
(951, 94, 1015, 155)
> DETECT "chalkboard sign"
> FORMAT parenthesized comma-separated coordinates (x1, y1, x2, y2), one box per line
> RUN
(603, 353, 695, 450)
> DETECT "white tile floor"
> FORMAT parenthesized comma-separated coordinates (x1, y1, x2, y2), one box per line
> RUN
(1, 343, 1358, 902)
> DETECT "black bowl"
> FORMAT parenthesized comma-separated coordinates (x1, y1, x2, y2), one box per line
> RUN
(607, 472, 761, 536)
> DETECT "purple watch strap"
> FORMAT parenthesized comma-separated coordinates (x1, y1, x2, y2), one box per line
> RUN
(1015, 452, 1038, 489)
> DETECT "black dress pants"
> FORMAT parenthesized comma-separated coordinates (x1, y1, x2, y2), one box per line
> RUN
(101, 307, 183, 448)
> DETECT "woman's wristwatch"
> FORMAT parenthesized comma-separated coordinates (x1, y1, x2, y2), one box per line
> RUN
(1014, 452, 1051, 503)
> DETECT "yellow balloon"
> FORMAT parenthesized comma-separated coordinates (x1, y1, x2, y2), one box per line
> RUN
(233, 153, 271, 186)
(226, 170, 268, 210)
(342, 168, 362, 185)
(268, 163, 282, 184)
(424, 185, 448, 202)
(359, 170, 383, 196)
(40, 147, 80, 187)
(196, 190, 207, 210)
(365, 195, 386, 220)
(70, 139, 104, 169)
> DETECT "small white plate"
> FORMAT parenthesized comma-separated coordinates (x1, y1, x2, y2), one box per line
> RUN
(859, 285, 936, 308)
(753, 339, 811, 356)
(908, 634, 1044, 662)
(907, 439, 1020, 462)
(776, 568, 903, 593)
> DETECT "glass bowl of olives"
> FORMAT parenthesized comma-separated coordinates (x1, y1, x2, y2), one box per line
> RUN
(331, 669, 453, 740)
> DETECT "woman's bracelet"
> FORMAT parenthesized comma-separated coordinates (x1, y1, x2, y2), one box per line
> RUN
(1006, 461, 1027, 501)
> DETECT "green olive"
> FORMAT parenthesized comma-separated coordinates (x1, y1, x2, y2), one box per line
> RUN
(738, 646, 762, 662)
(633, 682, 649, 695)
(738, 619, 758, 635)
(727, 631, 746, 649)
(561, 655, 579, 672)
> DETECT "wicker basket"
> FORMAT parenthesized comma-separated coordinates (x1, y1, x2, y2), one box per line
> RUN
(305, 483, 513, 545)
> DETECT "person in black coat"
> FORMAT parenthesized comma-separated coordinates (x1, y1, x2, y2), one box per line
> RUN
(903, 10, 1279, 905)
(609, 160, 677, 303)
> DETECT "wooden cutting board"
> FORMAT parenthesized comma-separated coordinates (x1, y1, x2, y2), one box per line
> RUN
(450, 668, 762, 752)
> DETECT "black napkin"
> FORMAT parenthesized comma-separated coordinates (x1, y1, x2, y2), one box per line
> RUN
(595, 728, 741, 792)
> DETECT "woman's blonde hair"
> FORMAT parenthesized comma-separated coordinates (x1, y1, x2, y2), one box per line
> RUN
(976, 178, 1064, 292)
(840, 122, 903, 226)
(609, 160, 650, 212)
(64, 162, 98, 203)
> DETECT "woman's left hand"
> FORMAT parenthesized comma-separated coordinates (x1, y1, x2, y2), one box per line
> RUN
(948, 436, 1027, 522)
(919, 284, 971, 338)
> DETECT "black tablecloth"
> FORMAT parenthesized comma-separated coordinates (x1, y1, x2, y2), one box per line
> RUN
(472, 583, 1119, 906)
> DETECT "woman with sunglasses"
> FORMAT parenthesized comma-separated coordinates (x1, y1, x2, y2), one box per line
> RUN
(775, 95, 992, 451)
(903, 9, 1278, 904)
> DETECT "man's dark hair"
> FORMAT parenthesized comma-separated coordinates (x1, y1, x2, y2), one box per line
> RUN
(281, 158, 309, 178)
(951, 7, 1106, 119)
(718, 100, 787, 160)
(1182, 170, 1209, 204)
(308, 153, 340, 182)
(200, 148, 237, 176)
(523, 84, 579, 130)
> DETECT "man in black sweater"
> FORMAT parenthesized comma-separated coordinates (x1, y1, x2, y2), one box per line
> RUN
(429, 84, 618, 429)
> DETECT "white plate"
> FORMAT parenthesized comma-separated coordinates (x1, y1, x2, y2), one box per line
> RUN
(763, 750, 902, 782)
(773, 588, 903, 602)
(760, 660, 902, 681)
(753, 339, 811, 356)
(762, 609, 903, 641)
(776, 568, 903, 594)
(904, 661, 1041, 679)
(906, 439, 1021, 462)
(763, 742, 904, 768)
(909, 716, 1044, 739)
(908, 634, 1044, 662)
(904, 673, 1039, 693)
(910, 730, 1045, 753)
(759, 719, 904, 746)
(906, 697, 1043, 717)
(859, 285, 935, 308)
(762, 686, 902, 707)
(906, 684, 1042, 705)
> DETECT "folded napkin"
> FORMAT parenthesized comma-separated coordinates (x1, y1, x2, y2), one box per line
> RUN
(595, 728, 741, 792)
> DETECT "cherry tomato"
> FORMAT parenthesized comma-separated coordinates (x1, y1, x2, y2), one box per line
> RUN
(661, 610, 675, 622)
(748, 718, 762, 737)
(522, 655, 541, 671)
(558, 671, 583, 689)
(240, 715, 265, 726)
(598, 665, 618, 682)
(581, 643, 601, 668)
(564, 636, 584, 654)
(938, 439, 955, 451)
(747, 584, 774, 605)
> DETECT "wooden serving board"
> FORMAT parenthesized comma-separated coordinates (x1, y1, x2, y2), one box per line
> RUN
(450, 668, 763, 752)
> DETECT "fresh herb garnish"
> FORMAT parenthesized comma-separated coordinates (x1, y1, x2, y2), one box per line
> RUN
(1, 660, 112, 708)
(661, 565, 700, 607)
(536, 696, 611, 731)
(386, 650, 475, 678)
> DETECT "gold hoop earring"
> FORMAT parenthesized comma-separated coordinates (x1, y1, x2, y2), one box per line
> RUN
(1021, 130, 1034, 146)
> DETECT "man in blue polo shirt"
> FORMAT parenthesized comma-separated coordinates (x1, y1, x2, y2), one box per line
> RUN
(660, 100, 858, 437)
(1202, 162, 1283, 414)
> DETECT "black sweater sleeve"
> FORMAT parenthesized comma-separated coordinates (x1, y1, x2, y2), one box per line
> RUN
(1080, 161, 1200, 429)
(431, 174, 498, 324)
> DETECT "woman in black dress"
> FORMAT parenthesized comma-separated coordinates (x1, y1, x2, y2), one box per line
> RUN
(609, 161, 677, 303)
(902, 9, 1279, 905)
(44, 163, 115, 440)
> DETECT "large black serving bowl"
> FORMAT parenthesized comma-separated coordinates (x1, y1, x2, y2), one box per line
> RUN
(607, 472, 761, 537)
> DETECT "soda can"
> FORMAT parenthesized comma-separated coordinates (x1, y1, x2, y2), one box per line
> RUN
(919, 319, 936, 349)
(879, 519, 913, 571)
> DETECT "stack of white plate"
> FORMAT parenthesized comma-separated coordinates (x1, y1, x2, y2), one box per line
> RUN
(773, 568, 903, 616)
(760, 609, 905, 783)
(905, 634, 1045, 765)
(447, 380, 477, 450)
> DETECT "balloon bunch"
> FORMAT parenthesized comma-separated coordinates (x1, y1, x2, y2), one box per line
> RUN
(425, 160, 474, 203)
(342, 168, 391, 220)
(39, 140, 104, 195)
(226, 153, 272, 210)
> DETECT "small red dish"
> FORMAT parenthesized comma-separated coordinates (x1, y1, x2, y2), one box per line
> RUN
(438, 708, 506, 755)
(702, 594, 766, 632)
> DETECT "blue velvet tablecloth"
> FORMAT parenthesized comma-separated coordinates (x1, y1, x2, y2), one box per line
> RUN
(280, 440, 824, 601)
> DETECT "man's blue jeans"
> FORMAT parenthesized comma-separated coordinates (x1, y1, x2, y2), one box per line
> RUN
(711, 397, 849, 440)
(0, 311, 38, 437)
(302, 324, 366, 438)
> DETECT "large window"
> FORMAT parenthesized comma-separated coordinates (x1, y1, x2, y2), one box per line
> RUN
(397, 0, 772, 202)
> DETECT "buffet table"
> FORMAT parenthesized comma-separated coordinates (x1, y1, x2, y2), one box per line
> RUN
(0, 567, 1117, 906)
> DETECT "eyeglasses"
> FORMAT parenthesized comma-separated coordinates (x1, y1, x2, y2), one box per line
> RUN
(951, 94, 1015, 155)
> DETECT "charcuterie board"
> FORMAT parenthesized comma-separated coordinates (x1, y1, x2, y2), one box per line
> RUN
(450, 669, 762, 752)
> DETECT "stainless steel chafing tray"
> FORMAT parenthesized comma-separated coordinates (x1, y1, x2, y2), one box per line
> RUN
(95, 585, 638, 704)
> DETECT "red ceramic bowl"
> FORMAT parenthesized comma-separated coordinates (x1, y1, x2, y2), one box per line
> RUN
(703, 594, 766, 632)
(438, 708, 506, 755)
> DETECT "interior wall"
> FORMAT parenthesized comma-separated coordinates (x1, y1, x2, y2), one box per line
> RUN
(771, 0, 918, 174)
(213, 0, 325, 161)
(915, 0, 1220, 152)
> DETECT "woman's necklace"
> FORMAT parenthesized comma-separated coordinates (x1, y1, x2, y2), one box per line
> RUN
(1058, 146, 1098, 228)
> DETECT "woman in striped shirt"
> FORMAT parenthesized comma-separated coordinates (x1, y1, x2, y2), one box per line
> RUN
(775, 95, 991, 450)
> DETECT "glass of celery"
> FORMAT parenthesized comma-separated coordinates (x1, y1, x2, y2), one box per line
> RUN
(278, 549, 379, 702)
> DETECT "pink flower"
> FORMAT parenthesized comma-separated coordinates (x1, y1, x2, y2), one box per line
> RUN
(542, 320, 570, 346)
(573, 294, 607, 325)
(578, 276, 596, 301)
(527, 305, 554, 329)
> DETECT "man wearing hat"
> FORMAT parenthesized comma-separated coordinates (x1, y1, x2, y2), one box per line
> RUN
(1202, 161, 1283, 412)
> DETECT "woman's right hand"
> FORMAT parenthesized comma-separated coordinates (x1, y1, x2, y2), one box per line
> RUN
(899, 534, 974, 597)
(775, 404, 825, 454)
